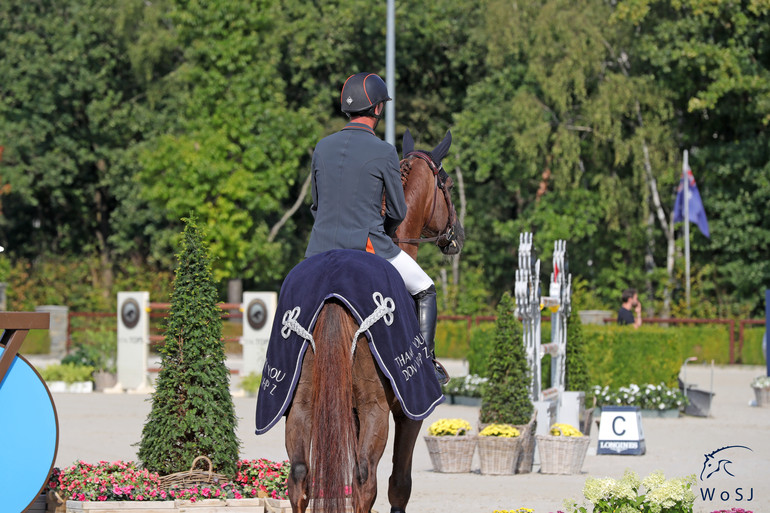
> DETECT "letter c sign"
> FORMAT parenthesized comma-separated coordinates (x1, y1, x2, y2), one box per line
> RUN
(612, 416, 626, 436)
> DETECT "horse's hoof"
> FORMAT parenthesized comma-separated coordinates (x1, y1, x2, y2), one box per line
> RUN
(390, 509, 406, 513)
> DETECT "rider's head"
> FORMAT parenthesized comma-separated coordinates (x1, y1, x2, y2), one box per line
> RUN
(340, 72, 391, 121)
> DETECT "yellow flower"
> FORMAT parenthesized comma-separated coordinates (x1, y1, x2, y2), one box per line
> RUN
(549, 423, 583, 437)
(479, 424, 520, 438)
(427, 418, 472, 436)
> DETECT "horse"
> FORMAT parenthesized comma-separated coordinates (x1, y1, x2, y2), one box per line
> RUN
(284, 130, 465, 513)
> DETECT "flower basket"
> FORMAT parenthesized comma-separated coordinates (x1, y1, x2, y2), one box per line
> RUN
(477, 414, 536, 474)
(477, 435, 522, 475)
(753, 386, 770, 406)
(47, 490, 66, 513)
(159, 456, 227, 491)
(515, 415, 537, 474)
(423, 435, 477, 473)
(536, 434, 590, 475)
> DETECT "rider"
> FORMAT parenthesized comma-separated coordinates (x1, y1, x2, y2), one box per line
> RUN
(305, 71, 449, 385)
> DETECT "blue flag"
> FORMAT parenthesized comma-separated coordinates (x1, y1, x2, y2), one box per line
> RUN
(673, 167, 710, 238)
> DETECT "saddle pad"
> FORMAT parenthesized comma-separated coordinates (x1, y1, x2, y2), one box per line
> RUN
(254, 249, 445, 434)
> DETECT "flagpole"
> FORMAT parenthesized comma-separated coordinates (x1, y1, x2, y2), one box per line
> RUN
(683, 150, 691, 311)
(385, 0, 395, 146)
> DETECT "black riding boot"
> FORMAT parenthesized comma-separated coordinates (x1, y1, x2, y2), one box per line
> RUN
(413, 285, 449, 385)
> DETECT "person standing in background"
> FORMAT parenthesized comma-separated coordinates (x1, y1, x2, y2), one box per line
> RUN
(617, 288, 642, 329)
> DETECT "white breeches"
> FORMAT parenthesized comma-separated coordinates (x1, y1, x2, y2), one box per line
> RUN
(387, 250, 434, 296)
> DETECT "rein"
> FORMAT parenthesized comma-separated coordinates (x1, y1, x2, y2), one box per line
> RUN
(391, 151, 457, 248)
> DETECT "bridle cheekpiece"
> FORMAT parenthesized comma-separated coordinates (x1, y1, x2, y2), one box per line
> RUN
(391, 151, 458, 250)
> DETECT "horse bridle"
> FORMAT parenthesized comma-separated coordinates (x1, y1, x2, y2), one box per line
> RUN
(391, 151, 458, 249)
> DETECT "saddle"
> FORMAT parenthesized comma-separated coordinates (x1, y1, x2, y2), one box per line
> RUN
(254, 249, 445, 435)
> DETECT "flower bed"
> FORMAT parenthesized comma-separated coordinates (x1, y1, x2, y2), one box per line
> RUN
(591, 383, 687, 412)
(65, 498, 264, 512)
(48, 459, 289, 508)
(565, 469, 696, 513)
(442, 374, 487, 403)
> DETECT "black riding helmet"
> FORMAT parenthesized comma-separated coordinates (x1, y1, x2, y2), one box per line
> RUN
(340, 72, 391, 118)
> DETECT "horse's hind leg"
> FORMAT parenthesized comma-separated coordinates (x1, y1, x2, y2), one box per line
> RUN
(352, 340, 390, 513)
(388, 409, 422, 513)
(285, 351, 314, 513)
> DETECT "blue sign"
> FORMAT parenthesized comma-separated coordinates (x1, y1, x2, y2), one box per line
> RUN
(0, 347, 59, 512)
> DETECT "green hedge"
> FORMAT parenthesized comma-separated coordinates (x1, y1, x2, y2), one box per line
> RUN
(582, 326, 687, 388)
(467, 322, 495, 375)
(18, 329, 50, 355)
(437, 316, 763, 389)
(742, 326, 766, 365)
(435, 319, 473, 359)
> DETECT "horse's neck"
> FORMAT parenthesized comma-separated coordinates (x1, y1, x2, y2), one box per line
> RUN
(397, 186, 430, 261)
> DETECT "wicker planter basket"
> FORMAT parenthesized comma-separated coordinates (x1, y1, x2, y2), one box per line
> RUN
(478, 414, 536, 474)
(515, 417, 537, 474)
(158, 456, 227, 491)
(477, 435, 522, 475)
(536, 435, 590, 475)
(423, 435, 477, 473)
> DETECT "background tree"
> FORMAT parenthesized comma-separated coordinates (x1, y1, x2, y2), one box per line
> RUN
(137, 216, 240, 475)
(0, 0, 167, 293)
(613, 0, 770, 316)
(479, 292, 533, 425)
(1, 0, 768, 317)
(135, 0, 320, 288)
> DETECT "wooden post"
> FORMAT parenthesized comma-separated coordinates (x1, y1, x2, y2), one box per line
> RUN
(0, 312, 50, 385)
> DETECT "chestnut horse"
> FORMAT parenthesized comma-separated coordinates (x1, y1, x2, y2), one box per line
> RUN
(284, 130, 464, 513)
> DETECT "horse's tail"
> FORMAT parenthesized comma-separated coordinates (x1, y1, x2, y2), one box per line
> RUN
(310, 299, 357, 513)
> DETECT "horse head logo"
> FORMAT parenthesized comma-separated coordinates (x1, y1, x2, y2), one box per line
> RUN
(700, 445, 752, 480)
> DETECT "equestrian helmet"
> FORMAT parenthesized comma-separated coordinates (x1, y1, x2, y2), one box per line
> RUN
(340, 72, 391, 115)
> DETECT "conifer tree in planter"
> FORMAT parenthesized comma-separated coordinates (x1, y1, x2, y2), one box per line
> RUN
(479, 292, 533, 425)
(565, 305, 589, 395)
(137, 216, 240, 476)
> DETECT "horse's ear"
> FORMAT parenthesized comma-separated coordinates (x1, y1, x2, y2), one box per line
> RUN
(432, 130, 452, 164)
(402, 129, 414, 158)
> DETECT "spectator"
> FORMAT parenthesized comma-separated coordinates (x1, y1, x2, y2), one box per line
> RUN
(617, 288, 642, 329)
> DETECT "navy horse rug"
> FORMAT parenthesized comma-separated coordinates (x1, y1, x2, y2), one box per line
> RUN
(254, 249, 445, 434)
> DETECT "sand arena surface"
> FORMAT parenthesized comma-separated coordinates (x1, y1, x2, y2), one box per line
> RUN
(44, 358, 769, 513)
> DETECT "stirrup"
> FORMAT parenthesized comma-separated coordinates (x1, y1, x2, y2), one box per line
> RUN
(433, 359, 450, 385)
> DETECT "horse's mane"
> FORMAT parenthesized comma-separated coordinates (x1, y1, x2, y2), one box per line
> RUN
(399, 156, 413, 187)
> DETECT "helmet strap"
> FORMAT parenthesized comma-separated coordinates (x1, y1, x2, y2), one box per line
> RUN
(371, 102, 386, 130)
